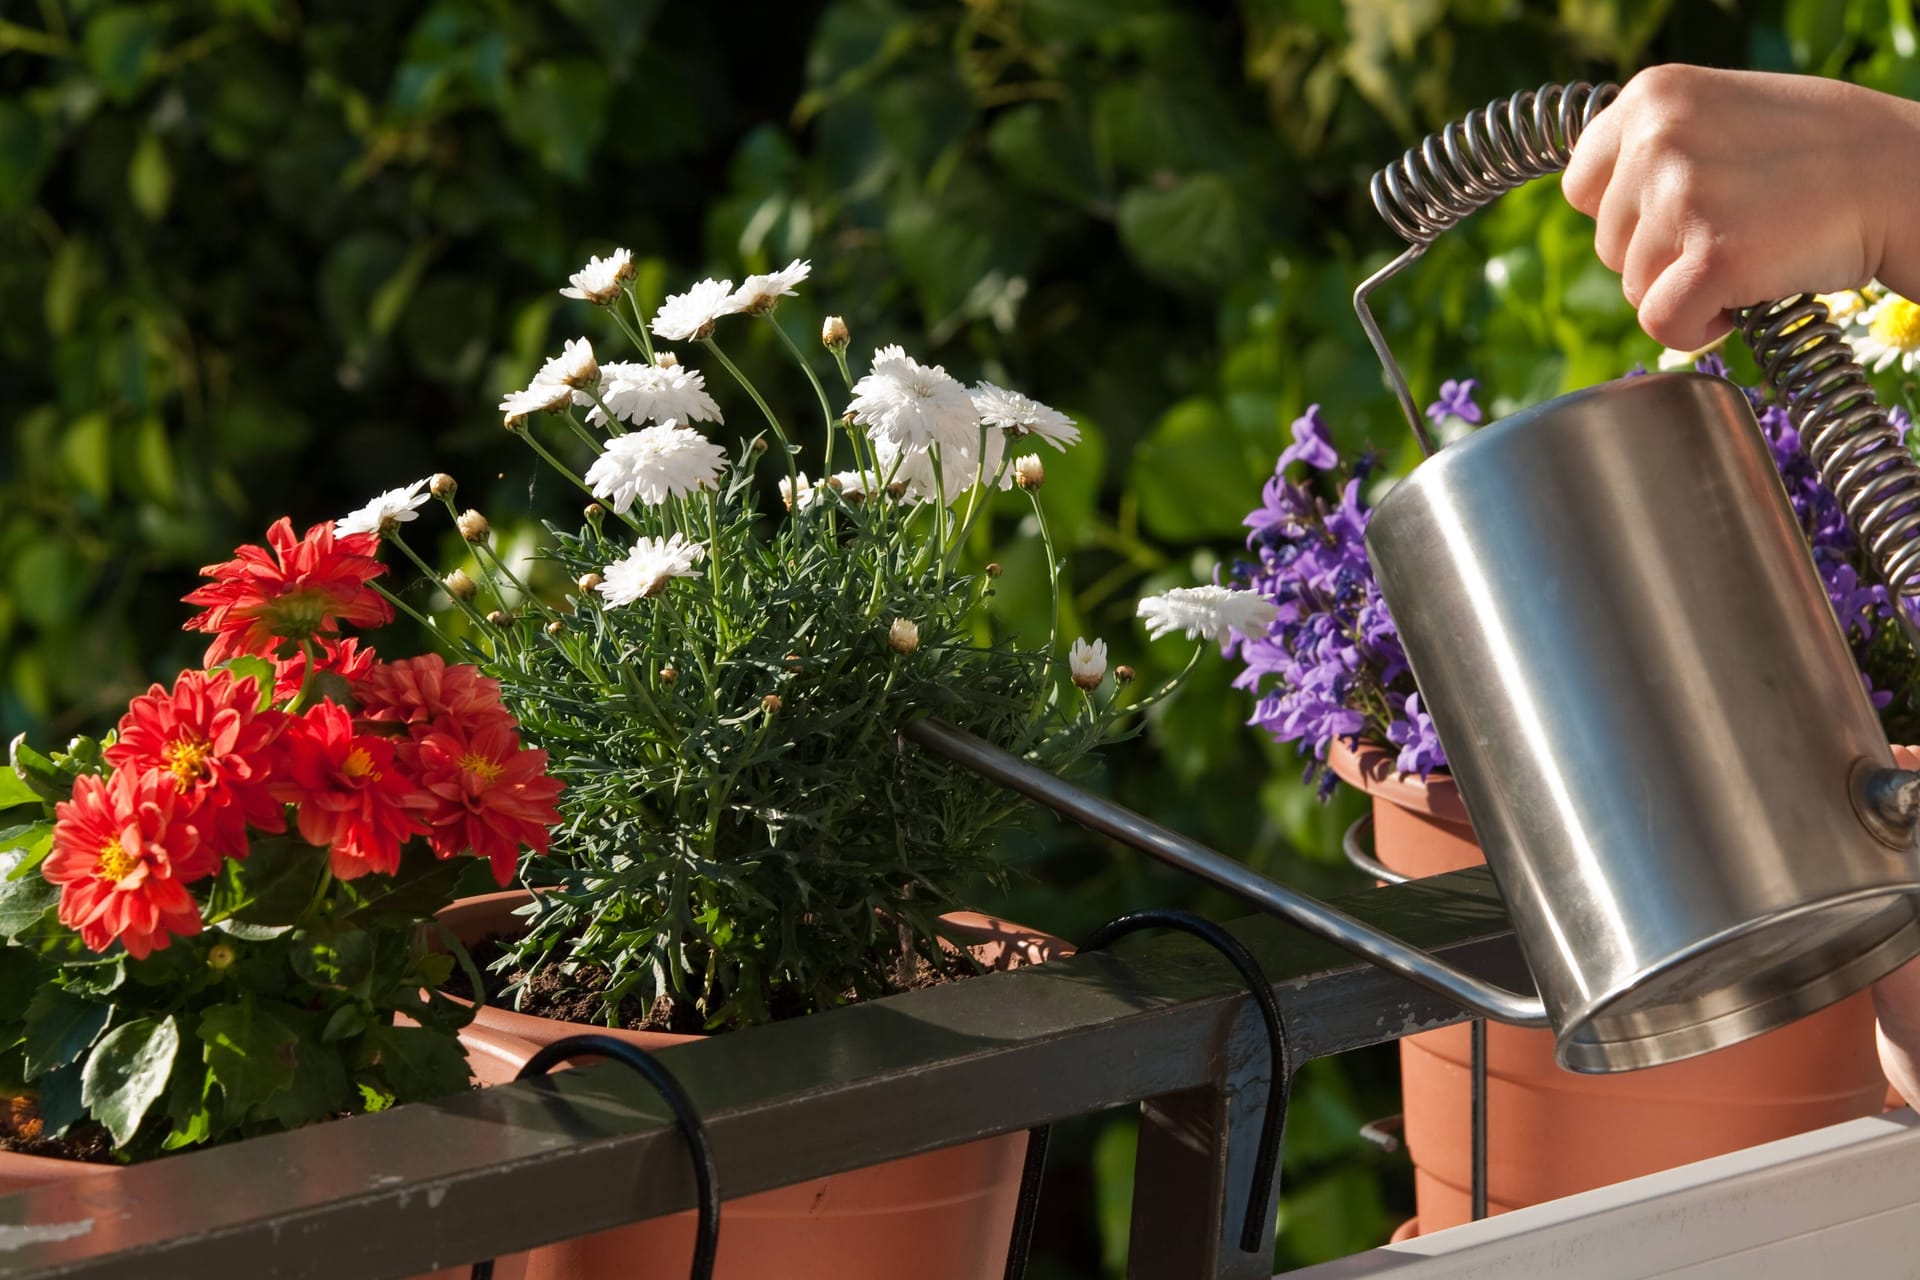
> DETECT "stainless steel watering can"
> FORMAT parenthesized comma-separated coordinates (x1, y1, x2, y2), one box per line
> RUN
(912, 81, 1920, 1075)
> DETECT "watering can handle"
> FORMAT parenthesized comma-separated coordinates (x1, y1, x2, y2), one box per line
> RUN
(1355, 83, 1920, 615)
(903, 718, 1551, 1028)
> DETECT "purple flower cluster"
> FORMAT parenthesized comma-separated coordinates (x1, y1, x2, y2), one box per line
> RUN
(1230, 406, 1439, 791)
(1232, 362, 1911, 788)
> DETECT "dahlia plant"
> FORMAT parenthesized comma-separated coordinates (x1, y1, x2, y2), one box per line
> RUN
(0, 518, 561, 1160)
(351, 251, 1152, 1030)
(1221, 287, 1920, 794)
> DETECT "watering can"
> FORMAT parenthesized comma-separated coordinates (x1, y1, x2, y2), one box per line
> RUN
(910, 81, 1920, 1074)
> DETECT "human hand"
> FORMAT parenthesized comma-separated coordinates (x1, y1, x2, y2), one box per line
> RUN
(1562, 65, 1920, 352)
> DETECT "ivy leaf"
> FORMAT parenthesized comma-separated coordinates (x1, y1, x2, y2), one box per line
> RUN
(22, 987, 111, 1077)
(197, 999, 297, 1116)
(81, 1017, 180, 1146)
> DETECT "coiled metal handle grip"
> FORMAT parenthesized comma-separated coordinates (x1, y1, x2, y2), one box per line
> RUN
(1355, 81, 1920, 610)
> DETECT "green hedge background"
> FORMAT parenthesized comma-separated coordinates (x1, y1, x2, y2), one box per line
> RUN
(3, 0, 1912, 1270)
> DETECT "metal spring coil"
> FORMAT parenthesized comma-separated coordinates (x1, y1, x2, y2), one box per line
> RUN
(1370, 82, 1618, 246)
(1369, 80, 1920, 604)
(1739, 298, 1920, 600)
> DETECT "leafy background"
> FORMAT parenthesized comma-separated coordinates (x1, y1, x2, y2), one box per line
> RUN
(2, 0, 1912, 1270)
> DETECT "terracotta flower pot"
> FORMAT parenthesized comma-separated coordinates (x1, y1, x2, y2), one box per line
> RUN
(0, 1025, 538, 1280)
(1329, 738, 1888, 1234)
(439, 890, 1066, 1280)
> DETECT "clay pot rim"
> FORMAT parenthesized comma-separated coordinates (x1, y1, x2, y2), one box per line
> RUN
(437, 889, 1070, 1049)
(1325, 735, 1470, 825)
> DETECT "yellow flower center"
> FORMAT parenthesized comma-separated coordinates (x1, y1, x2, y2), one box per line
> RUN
(96, 838, 138, 883)
(1871, 298, 1920, 351)
(163, 736, 214, 791)
(342, 747, 380, 782)
(459, 751, 503, 786)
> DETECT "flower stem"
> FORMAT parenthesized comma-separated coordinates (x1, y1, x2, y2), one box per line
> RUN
(769, 316, 838, 467)
(514, 427, 645, 532)
(703, 335, 799, 494)
(617, 286, 656, 363)
(284, 639, 320, 715)
(581, 389, 625, 438)
(372, 580, 441, 636)
(390, 530, 490, 631)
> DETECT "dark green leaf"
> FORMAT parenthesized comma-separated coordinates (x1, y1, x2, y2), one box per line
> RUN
(0, 821, 53, 878)
(9, 736, 68, 803)
(290, 921, 374, 992)
(0, 856, 60, 942)
(204, 835, 325, 927)
(0, 948, 43, 1025)
(1115, 173, 1263, 292)
(127, 132, 172, 219)
(22, 987, 111, 1077)
(82, 7, 167, 103)
(81, 1017, 180, 1146)
(503, 60, 610, 182)
(321, 1004, 368, 1044)
(364, 1023, 471, 1102)
(0, 101, 55, 212)
(197, 999, 297, 1115)
(35, 1064, 83, 1137)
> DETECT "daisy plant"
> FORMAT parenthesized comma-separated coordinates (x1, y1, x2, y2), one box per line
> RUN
(0, 518, 562, 1160)
(350, 252, 1164, 1032)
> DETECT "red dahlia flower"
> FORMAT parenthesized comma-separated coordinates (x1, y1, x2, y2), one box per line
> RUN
(355, 653, 515, 734)
(45, 770, 206, 959)
(275, 701, 430, 879)
(104, 668, 287, 867)
(413, 718, 563, 884)
(273, 635, 376, 703)
(184, 518, 392, 664)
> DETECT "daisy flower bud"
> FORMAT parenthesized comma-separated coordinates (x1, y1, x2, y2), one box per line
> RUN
(822, 315, 850, 350)
(545, 619, 566, 636)
(752, 437, 769, 454)
(456, 509, 491, 543)
(655, 350, 680, 369)
(486, 610, 512, 626)
(1114, 664, 1136, 684)
(430, 473, 458, 500)
(986, 562, 1002, 578)
(762, 693, 783, 714)
(1013, 454, 1045, 491)
(577, 572, 603, 594)
(584, 502, 605, 529)
(1069, 637, 1107, 691)
(659, 665, 678, 686)
(888, 617, 920, 655)
(443, 569, 478, 603)
(207, 943, 237, 971)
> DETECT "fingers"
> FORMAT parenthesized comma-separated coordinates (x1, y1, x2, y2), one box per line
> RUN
(1562, 103, 1622, 217)
(1637, 240, 1738, 352)
(1591, 158, 1641, 276)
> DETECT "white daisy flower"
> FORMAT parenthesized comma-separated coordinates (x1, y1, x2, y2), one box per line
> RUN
(1816, 289, 1868, 324)
(779, 471, 818, 511)
(1068, 637, 1107, 690)
(597, 534, 706, 606)
(538, 337, 600, 390)
(591, 361, 724, 429)
(847, 345, 980, 457)
(584, 421, 729, 512)
(651, 278, 742, 343)
(729, 259, 811, 314)
(336, 478, 432, 538)
(560, 248, 635, 305)
(1855, 293, 1920, 373)
(1137, 585, 1280, 647)
(499, 378, 574, 425)
(971, 382, 1080, 448)
(825, 470, 871, 503)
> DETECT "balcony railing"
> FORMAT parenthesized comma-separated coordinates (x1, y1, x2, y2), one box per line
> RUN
(0, 868, 1531, 1280)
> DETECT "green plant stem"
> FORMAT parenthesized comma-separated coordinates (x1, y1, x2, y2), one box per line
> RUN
(616, 287, 656, 363)
(390, 530, 490, 631)
(581, 387, 625, 437)
(514, 428, 645, 532)
(1023, 490, 1063, 726)
(372, 580, 441, 635)
(284, 639, 320, 714)
(563, 407, 610, 451)
(702, 336, 799, 494)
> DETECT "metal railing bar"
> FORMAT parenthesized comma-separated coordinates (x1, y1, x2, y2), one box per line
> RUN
(0, 871, 1528, 1280)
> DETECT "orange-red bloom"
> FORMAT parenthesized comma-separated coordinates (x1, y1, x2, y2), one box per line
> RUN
(413, 718, 563, 885)
(103, 667, 287, 866)
(354, 654, 515, 734)
(273, 635, 376, 703)
(274, 700, 430, 879)
(184, 518, 392, 664)
(45, 770, 206, 959)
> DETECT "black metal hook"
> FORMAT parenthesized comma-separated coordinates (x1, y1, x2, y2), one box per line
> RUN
(470, 1033, 720, 1280)
(1001, 907, 1294, 1279)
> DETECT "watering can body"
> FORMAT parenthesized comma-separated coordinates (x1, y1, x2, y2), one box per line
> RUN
(1368, 372, 1920, 1071)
